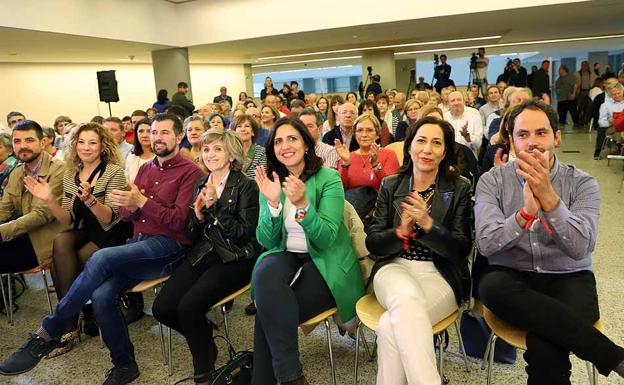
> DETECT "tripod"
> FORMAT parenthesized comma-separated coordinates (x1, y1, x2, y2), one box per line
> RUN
(406, 69, 416, 97)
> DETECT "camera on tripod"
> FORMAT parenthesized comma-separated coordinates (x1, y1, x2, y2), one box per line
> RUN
(433, 54, 439, 66)
(470, 52, 478, 70)
(367, 66, 373, 77)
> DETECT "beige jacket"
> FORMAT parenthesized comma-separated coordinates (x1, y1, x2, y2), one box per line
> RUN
(0, 152, 67, 265)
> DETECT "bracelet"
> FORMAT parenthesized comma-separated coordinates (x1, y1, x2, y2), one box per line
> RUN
(340, 163, 350, 169)
(86, 198, 97, 208)
(518, 208, 553, 235)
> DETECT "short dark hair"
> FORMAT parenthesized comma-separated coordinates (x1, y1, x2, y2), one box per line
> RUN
(132, 110, 148, 118)
(290, 81, 299, 87)
(559, 65, 569, 73)
(91, 116, 105, 124)
(12, 120, 44, 139)
(231, 114, 260, 144)
(542, 59, 550, 65)
(358, 99, 382, 122)
(265, 116, 323, 183)
(290, 100, 306, 109)
(121, 116, 131, 122)
(440, 54, 447, 59)
(399, 116, 458, 178)
(506, 99, 559, 139)
(177, 81, 188, 88)
(478, 47, 485, 52)
(132, 118, 152, 156)
(152, 113, 183, 136)
(42, 126, 56, 142)
(7, 111, 25, 124)
(299, 107, 323, 126)
(103, 117, 124, 131)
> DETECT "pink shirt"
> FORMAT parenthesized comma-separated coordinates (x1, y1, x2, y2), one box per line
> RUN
(338, 148, 400, 192)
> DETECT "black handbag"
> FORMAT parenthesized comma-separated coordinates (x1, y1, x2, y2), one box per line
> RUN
(174, 335, 253, 385)
(119, 292, 144, 325)
(459, 309, 517, 364)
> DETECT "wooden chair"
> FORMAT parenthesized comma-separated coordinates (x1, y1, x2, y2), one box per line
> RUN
(482, 305, 603, 385)
(385, 141, 404, 166)
(164, 283, 251, 376)
(299, 307, 339, 385)
(353, 294, 470, 385)
(0, 263, 54, 325)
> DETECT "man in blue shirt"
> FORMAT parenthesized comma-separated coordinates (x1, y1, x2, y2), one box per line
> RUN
(475, 99, 624, 384)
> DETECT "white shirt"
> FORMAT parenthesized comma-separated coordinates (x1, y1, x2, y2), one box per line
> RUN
(476, 57, 489, 80)
(444, 106, 483, 155)
(125, 154, 153, 183)
(268, 199, 308, 253)
(588, 87, 602, 102)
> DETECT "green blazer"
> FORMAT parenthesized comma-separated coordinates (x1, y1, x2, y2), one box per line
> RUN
(251, 167, 365, 323)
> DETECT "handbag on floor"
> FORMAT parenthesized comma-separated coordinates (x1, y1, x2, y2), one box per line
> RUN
(174, 335, 253, 385)
(459, 309, 517, 364)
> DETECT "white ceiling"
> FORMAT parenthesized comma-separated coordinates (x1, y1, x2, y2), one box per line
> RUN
(0, 0, 621, 65)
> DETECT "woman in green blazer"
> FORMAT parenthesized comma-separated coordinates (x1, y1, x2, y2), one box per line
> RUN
(251, 117, 364, 385)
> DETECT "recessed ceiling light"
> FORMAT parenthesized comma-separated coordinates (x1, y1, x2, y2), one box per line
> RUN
(395, 34, 624, 56)
(252, 56, 362, 68)
(257, 35, 501, 61)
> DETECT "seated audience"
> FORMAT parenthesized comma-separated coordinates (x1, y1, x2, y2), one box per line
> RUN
(251, 117, 364, 385)
(598, 82, 624, 141)
(0, 120, 66, 274)
(475, 99, 624, 384)
(419, 105, 444, 120)
(27, 122, 131, 357)
(103, 117, 133, 161)
(366, 116, 472, 385)
(298, 108, 339, 169)
(316, 96, 329, 122)
(0, 113, 204, 384)
(479, 85, 503, 126)
(208, 113, 226, 130)
(346, 91, 359, 107)
(321, 95, 344, 136)
(259, 105, 280, 146)
(336, 114, 400, 217)
(591, 77, 619, 159)
(5, 112, 26, 133)
(180, 115, 209, 165)
(290, 100, 306, 115)
(443, 91, 483, 157)
(0, 133, 18, 197)
(232, 114, 267, 178)
(323, 103, 360, 152)
(53, 116, 73, 148)
(128, 110, 149, 145)
(41, 126, 58, 157)
(125, 119, 155, 182)
(153, 129, 260, 385)
(395, 99, 423, 142)
(146, 108, 157, 120)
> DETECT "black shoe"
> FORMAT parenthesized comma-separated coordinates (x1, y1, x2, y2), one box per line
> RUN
(244, 301, 256, 315)
(102, 361, 139, 385)
(82, 304, 99, 337)
(0, 334, 60, 375)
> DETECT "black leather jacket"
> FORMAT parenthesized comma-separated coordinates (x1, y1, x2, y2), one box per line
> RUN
(365, 172, 473, 305)
(186, 170, 260, 266)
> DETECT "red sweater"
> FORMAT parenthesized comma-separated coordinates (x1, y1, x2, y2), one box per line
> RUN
(338, 148, 400, 192)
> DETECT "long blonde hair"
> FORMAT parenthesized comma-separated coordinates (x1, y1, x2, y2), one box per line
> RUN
(64, 122, 122, 172)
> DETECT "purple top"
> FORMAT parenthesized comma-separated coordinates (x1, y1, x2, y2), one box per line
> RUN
(120, 153, 203, 245)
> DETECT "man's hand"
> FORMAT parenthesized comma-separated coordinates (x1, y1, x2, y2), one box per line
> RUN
(109, 181, 147, 211)
(460, 122, 471, 142)
(515, 150, 560, 212)
(493, 148, 509, 167)
(334, 139, 351, 165)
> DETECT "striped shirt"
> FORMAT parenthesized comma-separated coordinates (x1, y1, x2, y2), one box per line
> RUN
(243, 144, 267, 179)
(315, 141, 339, 169)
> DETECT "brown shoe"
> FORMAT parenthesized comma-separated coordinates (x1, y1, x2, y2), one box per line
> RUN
(282, 376, 308, 385)
(45, 330, 80, 359)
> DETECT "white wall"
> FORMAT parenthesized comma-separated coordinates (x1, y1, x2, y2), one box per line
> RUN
(0, 62, 248, 130)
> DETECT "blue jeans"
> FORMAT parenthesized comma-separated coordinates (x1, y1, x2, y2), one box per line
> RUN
(42, 235, 186, 366)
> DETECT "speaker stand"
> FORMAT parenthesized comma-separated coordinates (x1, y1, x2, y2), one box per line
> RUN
(107, 102, 112, 117)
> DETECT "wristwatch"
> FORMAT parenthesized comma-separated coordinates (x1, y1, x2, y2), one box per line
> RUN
(295, 207, 308, 222)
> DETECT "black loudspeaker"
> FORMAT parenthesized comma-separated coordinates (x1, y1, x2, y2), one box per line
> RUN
(96, 70, 119, 103)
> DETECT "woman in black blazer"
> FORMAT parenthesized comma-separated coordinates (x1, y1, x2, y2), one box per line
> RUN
(153, 129, 260, 385)
(365, 116, 473, 385)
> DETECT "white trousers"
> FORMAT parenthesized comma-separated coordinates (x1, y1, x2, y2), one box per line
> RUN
(373, 259, 457, 385)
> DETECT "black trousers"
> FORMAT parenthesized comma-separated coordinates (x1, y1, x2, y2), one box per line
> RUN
(479, 266, 624, 385)
(152, 256, 254, 377)
(557, 100, 579, 125)
(594, 125, 607, 157)
(252, 252, 336, 385)
(0, 233, 39, 273)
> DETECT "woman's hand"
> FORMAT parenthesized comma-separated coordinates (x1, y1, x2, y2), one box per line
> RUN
(334, 139, 351, 165)
(24, 176, 53, 202)
(370, 143, 380, 167)
(283, 176, 307, 208)
(255, 166, 281, 208)
(77, 182, 94, 203)
(400, 192, 434, 233)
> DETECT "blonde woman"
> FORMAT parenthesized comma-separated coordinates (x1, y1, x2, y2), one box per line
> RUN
(180, 115, 210, 166)
(25, 122, 131, 356)
(395, 99, 424, 141)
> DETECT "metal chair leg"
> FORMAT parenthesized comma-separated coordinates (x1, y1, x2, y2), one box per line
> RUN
(354, 322, 360, 385)
(40, 270, 53, 314)
(168, 326, 173, 376)
(481, 330, 493, 370)
(454, 320, 471, 372)
(8, 274, 14, 325)
(586, 361, 598, 385)
(0, 275, 9, 324)
(359, 326, 374, 361)
(324, 318, 336, 385)
(222, 305, 230, 341)
(158, 322, 167, 365)
(486, 334, 498, 385)
(437, 334, 444, 376)
(99, 328, 104, 348)
(592, 363, 598, 385)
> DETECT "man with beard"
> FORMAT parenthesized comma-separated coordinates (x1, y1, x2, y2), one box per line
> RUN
(0, 120, 65, 273)
(475, 100, 624, 385)
(0, 113, 203, 385)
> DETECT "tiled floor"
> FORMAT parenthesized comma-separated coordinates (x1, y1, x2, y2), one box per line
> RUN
(1, 129, 623, 385)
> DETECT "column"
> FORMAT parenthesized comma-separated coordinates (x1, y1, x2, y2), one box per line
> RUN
(361, 52, 396, 93)
(395, 59, 416, 94)
(588, 51, 608, 76)
(151, 48, 193, 102)
(243, 64, 254, 99)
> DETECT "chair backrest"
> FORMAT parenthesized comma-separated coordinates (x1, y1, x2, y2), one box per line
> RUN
(385, 141, 404, 166)
(343, 200, 374, 286)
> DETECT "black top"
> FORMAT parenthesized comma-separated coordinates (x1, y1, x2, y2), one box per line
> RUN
(399, 185, 435, 262)
(260, 88, 279, 100)
(508, 66, 528, 87)
(213, 95, 233, 106)
(366, 83, 383, 96)
(322, 126, 360, 152)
